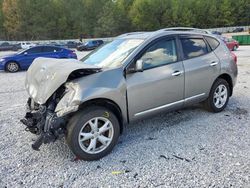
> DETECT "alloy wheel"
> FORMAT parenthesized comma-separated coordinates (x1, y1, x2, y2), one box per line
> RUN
(213, 84, 228, 109)
(7, 62, 19, 72)
(78, 117, 114, 154)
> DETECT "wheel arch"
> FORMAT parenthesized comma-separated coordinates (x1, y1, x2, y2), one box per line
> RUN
(78, 98, 124, 134)
(217, 73, 233, 96)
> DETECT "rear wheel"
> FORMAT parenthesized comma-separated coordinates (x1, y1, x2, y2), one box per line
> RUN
(66, 106, 120, 161)
(204, 78, 230, 112)
(6, 61, 19, 73)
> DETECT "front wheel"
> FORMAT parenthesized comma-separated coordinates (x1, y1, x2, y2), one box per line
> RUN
(5, 61, 20, 73)
(66, 106, 120, 161)
(204, 78, 230, 112)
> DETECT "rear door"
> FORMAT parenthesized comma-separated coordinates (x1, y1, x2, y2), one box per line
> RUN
(179, 35, 220, 104)
(42, 46, 62, 58)
(126, 36, 185, 120)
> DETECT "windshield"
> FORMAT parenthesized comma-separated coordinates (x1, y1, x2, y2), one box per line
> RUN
(81, 38, 144, 68)
(17, 49, 27, 54)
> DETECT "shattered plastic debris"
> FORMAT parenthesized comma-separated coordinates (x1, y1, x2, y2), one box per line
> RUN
(112, 170, 131, 175)
(172, 154, 191, 162)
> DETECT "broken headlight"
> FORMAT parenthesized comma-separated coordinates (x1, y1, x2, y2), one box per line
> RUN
(55, 82, 80, 117)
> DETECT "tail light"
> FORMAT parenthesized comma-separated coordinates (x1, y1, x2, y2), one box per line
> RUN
(69, 50, 77, 59)
(69, 50, 75, 55)
(231, 52, 237, 64)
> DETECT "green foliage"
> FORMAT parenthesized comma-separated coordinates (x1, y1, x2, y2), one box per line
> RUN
(0, 0, 249, 40)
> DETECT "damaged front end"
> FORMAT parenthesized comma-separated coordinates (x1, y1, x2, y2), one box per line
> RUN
(20, 57, 101, 150)
(21, 95, 66, 150)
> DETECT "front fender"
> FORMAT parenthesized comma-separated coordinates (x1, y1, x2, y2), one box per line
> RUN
(55, 67, 128, 123)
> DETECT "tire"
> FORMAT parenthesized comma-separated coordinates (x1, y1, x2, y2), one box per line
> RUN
(66, 106, 120, 161)
(204, 78, 230, 113)
(5, 61, 20, 73)
(12, 47, 18, 51)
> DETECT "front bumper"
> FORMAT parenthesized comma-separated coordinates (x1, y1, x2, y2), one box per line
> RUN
(0, 63, 5, 70)
(20, 98, 66, 150)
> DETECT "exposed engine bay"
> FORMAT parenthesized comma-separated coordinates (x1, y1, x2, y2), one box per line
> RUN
(21, 58, 101, 150)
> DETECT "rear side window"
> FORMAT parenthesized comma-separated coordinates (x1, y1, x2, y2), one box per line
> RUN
(43, 46, 62, 52)
(205, 36, 220, 50)
(180, 38, 208, 59)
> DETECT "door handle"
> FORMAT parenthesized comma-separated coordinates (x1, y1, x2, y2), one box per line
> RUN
(172, 71, 182, 76)
(210, 61, 218, 67)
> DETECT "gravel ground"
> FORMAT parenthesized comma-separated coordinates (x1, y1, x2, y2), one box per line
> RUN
(0, 47, 249, 188)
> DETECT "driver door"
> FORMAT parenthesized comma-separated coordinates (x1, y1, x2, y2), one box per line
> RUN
(19, 46, 43, 69)
(126, 37, 185, 121)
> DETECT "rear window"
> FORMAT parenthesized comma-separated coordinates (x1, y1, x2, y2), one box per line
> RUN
(180, 38, 208, 59)
(205, 36, 220, 50)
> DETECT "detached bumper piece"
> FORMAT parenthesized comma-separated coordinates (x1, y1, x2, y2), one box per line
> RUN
(20, 98, 66, 151)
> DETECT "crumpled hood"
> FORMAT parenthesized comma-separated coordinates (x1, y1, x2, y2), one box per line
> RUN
(25, 57, 99, 104)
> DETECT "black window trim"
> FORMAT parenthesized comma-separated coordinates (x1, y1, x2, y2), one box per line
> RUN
(204, 36, 220, 51)
(126, 35, 181, 73)
(177, 34, 212, 61)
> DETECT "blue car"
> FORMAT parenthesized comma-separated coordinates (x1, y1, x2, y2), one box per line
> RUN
(0, 45, 77, 72)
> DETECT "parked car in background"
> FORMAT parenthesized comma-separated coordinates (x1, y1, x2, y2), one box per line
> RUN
(49, 41, 67, 48)
(211, 31, 222, 35)
(0, 45, 77, 72)
(21, 30, 237, 160)
(220, 36, 239, 51)
(66, 41, 80, 48)
(232, 27, 244, 33)
(0, 42, 21, 51)
(20, 42, 36, 49)
(77, 40, 104, 51)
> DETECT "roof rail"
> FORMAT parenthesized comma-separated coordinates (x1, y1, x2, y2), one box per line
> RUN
(158, 27, 210, 34)
(117, 31, 149, 37)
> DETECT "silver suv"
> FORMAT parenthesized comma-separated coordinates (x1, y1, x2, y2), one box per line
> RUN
(21, 29, 238, 160)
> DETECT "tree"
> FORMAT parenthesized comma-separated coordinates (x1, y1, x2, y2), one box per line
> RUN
(0, 0, 249, 40)
(94, 0, 132, 37)
(0, 0, 5, 39)
(217, 0, 234, 27)
(2, 0, 21, 40)
(129, 0, 169, 31)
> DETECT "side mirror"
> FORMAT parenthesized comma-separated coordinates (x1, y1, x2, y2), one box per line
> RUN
(135, 59, 144, 72)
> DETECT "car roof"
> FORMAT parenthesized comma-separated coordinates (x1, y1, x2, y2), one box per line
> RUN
(30, 45, 68, 50)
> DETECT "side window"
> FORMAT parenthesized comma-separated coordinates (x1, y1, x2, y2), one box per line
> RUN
(205, 36, 220, 50)
(43, 46, 61, 53)
(43, 46, 55, 53)
(139, 38, 177, 69)
(26, 47, 43, 54)
(54, 47, 62, 52)
(180, 38, 208, 59)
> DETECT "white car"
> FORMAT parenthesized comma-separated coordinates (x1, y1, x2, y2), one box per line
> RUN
(20, 42, 36, 49)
